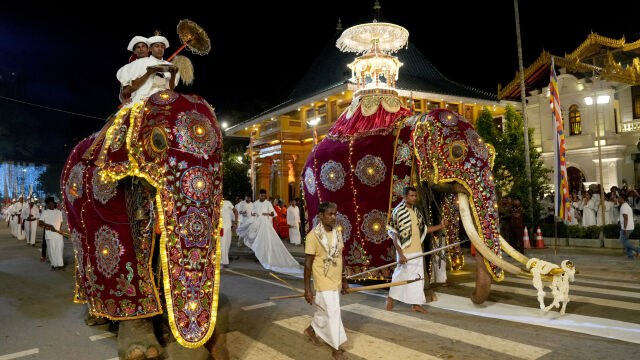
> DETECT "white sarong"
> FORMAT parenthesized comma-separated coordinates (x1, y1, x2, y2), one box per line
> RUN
(221, 226, 231, 265)
(312, 290, 347, 350)
(389, 252, 426, 305)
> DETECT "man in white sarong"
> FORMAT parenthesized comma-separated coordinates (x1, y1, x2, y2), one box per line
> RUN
(242, 189, 302, 274)
(287, 198, 301, 245)
(39, 197, 64, 271)
(22, 198, 40, 246)
(221, 199, 238, 268)
(386, 186, 444, 313)
(7, 200, 17, 237)
(117, 34, 179, 105)
(11, 197, 25, 240)
(234, 194, 253, 246)
(304, 202, 348, 360)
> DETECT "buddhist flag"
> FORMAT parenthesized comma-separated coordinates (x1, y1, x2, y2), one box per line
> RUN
(550, 58, 570, 221)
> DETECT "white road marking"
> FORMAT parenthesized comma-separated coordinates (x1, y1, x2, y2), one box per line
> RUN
(275, 315, 441, 360)
(429, 292, 640, 345)
(0, 349, 39, 360)
(227, 331, 295, 360)
(105, 358, 119, 360)
(89, 332, 117, 341)
(459, 282, 640, 311)
(242, 302, 276, 311)
(342, 303, 551, 360)
(573, 277, 640, 290)
(503, 277, 640, 299)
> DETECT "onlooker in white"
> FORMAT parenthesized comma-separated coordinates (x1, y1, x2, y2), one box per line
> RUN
(287, 198, 301, 245)
(22, 199, 40, 246)
(220, 199, 238, 268)
(39, 197, 64, 270)
(581, 191, 597, 227)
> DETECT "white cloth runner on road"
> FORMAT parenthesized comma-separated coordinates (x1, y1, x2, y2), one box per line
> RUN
(312, 290, 346, 350)
(389, 251, 426, 305)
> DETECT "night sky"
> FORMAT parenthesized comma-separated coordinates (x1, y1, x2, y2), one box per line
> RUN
(1, 2, 639, 164)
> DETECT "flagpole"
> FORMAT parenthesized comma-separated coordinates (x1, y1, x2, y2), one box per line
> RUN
(514, 0, 534, 224)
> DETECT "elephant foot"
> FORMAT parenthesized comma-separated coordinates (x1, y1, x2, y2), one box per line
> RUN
(117, 318, 162, 360)
(470, 253, 491, 304)
(84, 313, 108, 326)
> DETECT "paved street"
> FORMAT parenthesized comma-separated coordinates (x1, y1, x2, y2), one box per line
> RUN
(1, 225, 640, 360)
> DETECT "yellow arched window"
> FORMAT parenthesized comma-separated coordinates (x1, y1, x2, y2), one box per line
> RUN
(569, 105, 581, 135)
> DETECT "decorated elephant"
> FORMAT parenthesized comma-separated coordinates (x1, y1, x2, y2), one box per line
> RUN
(301, 93, 568, 305)
(61, 90, 228, 359)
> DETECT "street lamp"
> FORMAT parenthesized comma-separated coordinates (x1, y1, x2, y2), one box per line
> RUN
(307, 117, 321, 148)
(221, 122, 228, 130)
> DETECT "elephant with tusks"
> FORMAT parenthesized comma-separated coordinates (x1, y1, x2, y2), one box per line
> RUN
(302, 94, 573, 307)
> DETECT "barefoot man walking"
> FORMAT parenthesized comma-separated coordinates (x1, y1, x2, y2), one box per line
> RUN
(386, 186, 444, 313)
(304, 202, 349, 359)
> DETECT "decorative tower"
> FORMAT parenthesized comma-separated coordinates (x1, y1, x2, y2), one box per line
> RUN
(336, 21, 408, 98)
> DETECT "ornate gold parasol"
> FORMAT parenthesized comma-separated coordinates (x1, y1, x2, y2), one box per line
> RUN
(167, 19, 211, 61)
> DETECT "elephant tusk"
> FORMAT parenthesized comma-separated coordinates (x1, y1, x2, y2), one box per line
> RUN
(500, 235, 567, 276)
(458, 193, 526, 276)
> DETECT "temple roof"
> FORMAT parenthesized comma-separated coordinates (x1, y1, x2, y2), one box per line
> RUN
(227, 28, 497, 135)
(498, 33, 640, 100)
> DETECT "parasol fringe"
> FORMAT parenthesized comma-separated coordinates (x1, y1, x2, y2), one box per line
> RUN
(171, 55, 194, 85)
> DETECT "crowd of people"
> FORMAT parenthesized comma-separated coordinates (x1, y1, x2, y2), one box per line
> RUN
(538, 184, 640, 228)
(2, 196, 66, 270)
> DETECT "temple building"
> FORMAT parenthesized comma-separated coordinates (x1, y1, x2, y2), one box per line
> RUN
(498, 33, 640, 191)
(226, 19, 508, 202)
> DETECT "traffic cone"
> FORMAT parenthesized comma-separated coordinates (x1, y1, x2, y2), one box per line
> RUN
(535, 226, 545, 249)
(523, 226, 531, 249)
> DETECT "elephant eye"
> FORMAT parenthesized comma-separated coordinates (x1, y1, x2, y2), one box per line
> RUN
(450, 141, 466, 161)
(151, 127, 168, 152)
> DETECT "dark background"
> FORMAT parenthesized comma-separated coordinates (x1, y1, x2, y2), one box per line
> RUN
(1, 1, 639, 164)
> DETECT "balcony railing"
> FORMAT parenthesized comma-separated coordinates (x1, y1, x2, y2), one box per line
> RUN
(620, 120, 640, 133)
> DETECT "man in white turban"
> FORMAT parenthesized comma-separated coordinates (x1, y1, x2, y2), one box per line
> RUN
(117, 34, 179, 105)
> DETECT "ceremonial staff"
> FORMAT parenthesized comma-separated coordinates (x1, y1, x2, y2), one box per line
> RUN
(268, 278, 421, 301)
(347, 240, 469, 279)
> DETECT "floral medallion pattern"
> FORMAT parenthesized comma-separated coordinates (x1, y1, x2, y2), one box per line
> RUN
(355, 155, 386, 187)
(94, 226, 124, 278)
(150, 90, 179, 105)
(361, 209, 388, 244)
(65, 163, 85, 204)
(464, 128, 489, 160)
(439, 110, 459, 126)
(304, 167, 316, 195)
(391, 175, 411, 202)
(394, 139, 412, 166)
(174, 111, 217, 159)
(178, 207, 212, 247)
(92, 169, 117, 205)
(320, 160, 345, 192)
(180, 166, 213, 203)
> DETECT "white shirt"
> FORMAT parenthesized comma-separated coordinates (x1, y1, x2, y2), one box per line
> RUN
(40, 209, 63, 241)
(116, 56, 180, 104)
(252, 200, 275, 219)
(287, 205, 300, 227)
(221, 200, 235, 229)
(22, 204, 39, 223)
(236, 201, 253, 221)
(620, 202, 634, 231)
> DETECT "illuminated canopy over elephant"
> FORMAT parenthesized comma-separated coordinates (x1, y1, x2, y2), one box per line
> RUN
(302, 20, 572, 306)
(61, 90, 223, 348)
